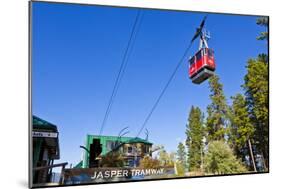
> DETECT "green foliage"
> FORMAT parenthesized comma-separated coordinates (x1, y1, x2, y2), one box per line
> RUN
(186, 106, 204, 171)
(257, 53, 268, 63)
(175, 161, 185, 176)
(157, 148, 175, 167)
(177, 142, 187, 163)
(228, 93, 257, 170)
(100, 152, 124, 167)
(243, 57, 268, 138)
(139, 156, 160, 169)
(256, 17, 269, 26)
(204, 141, 247, 174)
(257, 32, 268, 41)
(256, 16, 268, 41)
(229, 94, 254, 152)
(243, 56, 269, 169)
(206, 74, 228, 141)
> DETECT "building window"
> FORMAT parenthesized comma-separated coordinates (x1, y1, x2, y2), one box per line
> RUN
(127, 146, 133, 153)
(144, 145, 149, 153)
(128, 159, 134, 167)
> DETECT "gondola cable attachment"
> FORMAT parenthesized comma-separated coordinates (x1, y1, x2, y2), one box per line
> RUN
(189, 16, 216, 84)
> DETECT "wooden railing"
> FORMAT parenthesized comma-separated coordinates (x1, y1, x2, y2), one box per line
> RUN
(33, 162, 68, 184)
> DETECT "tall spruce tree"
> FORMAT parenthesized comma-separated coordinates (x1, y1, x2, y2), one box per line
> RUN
(243, 57, 268, 170)
(242, 17, 269, 170)
(186, 106, 204, 172)
(206, 74, 228, 141)
(229, 93, 256, 171)
(177, 142, 187, 164)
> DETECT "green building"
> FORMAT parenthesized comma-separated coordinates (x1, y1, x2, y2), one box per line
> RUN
(32, 115, 67, 185)
(33, 115, 60, 166)
(79, 135, 153, 168)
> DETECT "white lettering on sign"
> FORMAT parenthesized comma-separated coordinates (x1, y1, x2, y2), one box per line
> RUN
(91, 168, 164, 179)
(32, 131, 58, 138)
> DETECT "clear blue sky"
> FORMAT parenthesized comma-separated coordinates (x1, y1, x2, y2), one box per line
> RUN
(32, 2, 267, 166)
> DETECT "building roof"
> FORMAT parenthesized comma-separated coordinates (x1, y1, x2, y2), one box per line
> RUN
(123, 137, 153, 145)
(87, 135, 152, 145)
(32, 115, 60, 160)
(33, 115, 58, 132)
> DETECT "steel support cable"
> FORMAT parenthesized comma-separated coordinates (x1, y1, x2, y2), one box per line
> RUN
(135, 41, 193, 138)
(99, 10, 143, 136)
(113, 12, 144, 99)
(103, 11, 144, 125)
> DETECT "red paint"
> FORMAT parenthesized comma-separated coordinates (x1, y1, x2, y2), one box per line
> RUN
(189, 48, 215, 78)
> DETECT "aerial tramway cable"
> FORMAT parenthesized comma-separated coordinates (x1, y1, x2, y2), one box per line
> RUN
(98, 10, 144, 136)
(135, 15, 209, 138)
(135, 42, 193, 138)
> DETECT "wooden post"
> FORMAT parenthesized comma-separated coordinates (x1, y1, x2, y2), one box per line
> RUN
(59, 164, 66, 185)
(248, 139, 257, 172)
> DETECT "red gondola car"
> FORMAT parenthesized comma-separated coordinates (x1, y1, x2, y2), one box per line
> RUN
(188, 15, 216, 84)
(189, 48, 215, 84)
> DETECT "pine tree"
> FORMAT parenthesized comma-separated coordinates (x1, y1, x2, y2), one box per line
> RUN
(256, 16, 269, 41)
(177, 142, 187, 164)
(243, 57, 269, 170)
(229, 93, 256, 171)
(176, 143, 187, 176)
(206, 74, 228, 141)
(186, 106, 204, 172)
